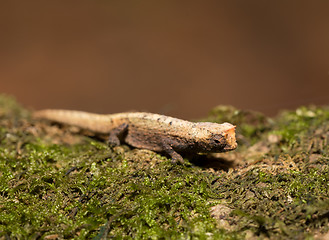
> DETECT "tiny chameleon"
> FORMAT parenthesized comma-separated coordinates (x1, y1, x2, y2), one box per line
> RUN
(33, 110, 237, 163)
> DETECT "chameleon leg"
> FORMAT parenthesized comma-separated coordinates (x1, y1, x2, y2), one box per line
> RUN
(108, 123, 128, 147)
(161, 142, 184, 164)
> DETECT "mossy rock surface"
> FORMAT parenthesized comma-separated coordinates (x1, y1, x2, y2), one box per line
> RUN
(0, 95, 328, 239)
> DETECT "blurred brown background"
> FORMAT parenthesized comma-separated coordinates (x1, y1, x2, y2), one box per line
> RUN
(1, 1, 329, 119)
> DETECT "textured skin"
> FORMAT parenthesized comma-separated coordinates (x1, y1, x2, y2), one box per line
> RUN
(34, 110, 237, 163)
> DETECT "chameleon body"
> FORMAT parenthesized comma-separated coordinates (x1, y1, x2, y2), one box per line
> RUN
(34, 110, 237, 163)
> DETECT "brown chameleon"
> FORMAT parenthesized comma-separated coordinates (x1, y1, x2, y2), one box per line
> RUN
(34, 110, 237, 163)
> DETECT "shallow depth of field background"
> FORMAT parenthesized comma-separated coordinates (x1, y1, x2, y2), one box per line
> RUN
(1, 1, 329, 119)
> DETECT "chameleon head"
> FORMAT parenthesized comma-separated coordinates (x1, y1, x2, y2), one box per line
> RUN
(194, 122, 237, 152)
(218, 122, 237, 151)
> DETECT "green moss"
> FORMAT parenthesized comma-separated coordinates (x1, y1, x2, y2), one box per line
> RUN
(271, 105, 329, 151)
(0, 95, 329, 239)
